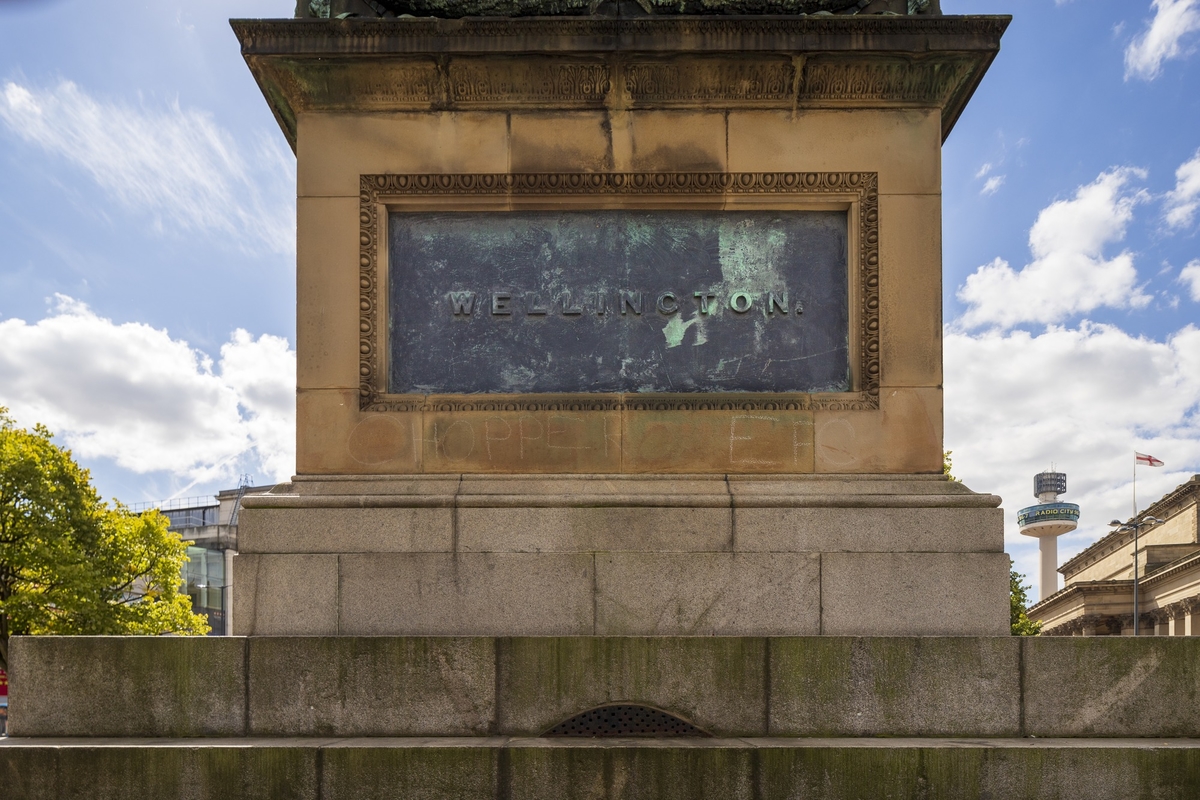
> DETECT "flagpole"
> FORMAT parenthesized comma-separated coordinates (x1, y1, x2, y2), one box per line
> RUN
(1132, 453, 1140, 635)
(1126, 452, 1165, 635)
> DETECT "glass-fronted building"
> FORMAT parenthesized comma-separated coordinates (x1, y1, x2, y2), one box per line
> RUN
(136, 485, 271, 636)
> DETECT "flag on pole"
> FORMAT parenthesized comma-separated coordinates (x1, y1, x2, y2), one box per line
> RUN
(1136, 452, 1165, 467)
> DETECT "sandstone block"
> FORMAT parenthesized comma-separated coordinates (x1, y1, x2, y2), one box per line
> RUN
(814, 388, 943, 474)
(625, 111, 727, 173)
(878, 193, 942, 387)
(297, 111, 508, 197)
(510, 112, 612, 172)
(296, 196, 360, 390)
(726, 108, 941, 195)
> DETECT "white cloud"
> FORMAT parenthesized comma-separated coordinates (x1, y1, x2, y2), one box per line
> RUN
(976, 162, 994, 179)
(215, 329, 297, 483)
(0, 80, 293, 255)
(0, 296, 295, 485)
(1181, 260, 1200, 300)
(956, 168, 1151, 330)
(981, 175, 1006, 196)
(1125, 0, 1200, 81)
(1165, 148, 1200, 229)
(946, 323, 1200, 597)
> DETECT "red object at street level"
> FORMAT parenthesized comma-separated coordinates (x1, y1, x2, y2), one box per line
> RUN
(0, 668, 7, 696)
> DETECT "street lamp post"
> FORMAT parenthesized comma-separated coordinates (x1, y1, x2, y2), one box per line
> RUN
(1109, 516, 1163, 635)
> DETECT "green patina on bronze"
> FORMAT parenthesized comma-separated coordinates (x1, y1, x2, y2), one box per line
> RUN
(304, 0, 935, 20)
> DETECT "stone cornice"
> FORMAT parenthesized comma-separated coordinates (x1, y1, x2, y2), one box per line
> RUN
(342, 0, 925, 19)
(242, 472, 999, 510)
(1141, 550, 1200, 590)
(1029, 579, 1134, 618)
(232, 15, 1008, 148)
(1140, 475, 1200, 527)
(1059, 476, 1200, 578)
(1033, 553, 1200, 631)
(232, 15, 1010, 55)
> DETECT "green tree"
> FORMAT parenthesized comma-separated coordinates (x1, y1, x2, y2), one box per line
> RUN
(943, 450, 959, 482)
(0, 408, 208, 672)
(1010, 560, 1042, 636)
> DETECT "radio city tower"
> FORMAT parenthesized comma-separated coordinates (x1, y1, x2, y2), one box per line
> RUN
(1017, 471, 1081, 600)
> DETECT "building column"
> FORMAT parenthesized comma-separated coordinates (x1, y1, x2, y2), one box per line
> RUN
(223, 548, 236, 637)
(1155, 618, 1170, 636)
(1170, 614, 1185, 636)
(1186, 612, 1197, 637)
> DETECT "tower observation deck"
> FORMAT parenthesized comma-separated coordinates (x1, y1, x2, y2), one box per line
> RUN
(1018, 471, 1081, 600)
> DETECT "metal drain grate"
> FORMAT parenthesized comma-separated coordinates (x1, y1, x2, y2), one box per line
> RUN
(544, 705, 710, 737)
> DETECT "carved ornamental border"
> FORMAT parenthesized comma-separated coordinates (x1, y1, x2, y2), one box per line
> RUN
(358, 171, 879, 412)
(237, 16, 1012, 49)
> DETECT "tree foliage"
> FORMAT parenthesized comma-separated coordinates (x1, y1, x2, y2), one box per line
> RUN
(0, 408, 208, 672)
(942, 450, 959, 482)
(1010, 561, 1043, 636)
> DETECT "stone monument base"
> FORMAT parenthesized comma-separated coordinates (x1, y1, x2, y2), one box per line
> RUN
(5, 636, 1200, 798)
(234, 474, 1010, 637)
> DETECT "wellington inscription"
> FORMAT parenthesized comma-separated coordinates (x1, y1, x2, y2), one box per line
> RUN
(388, 210, 849, 394)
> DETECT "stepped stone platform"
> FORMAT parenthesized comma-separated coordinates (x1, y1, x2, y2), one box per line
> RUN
(235, 475, 1010, 638)
(5, 635, 1200, 798)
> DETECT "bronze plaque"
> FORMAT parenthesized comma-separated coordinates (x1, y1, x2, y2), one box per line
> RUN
(388, 209, 849, 395)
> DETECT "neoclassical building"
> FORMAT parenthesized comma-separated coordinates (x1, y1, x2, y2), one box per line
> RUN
(1030, 475, 1200, 636)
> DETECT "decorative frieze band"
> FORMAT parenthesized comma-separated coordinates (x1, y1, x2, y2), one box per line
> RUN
(270, 55, 975, 112)
(358, 171, 880, 413)
(451, 63, 612, 105)
(1042, 594, 1200, 636)
(363, 170, 875, 195)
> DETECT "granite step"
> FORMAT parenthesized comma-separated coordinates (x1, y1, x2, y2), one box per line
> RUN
(3, 736, 1200, 799)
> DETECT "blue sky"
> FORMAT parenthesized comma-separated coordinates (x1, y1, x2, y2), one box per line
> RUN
(1, 0, 1199, 593)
